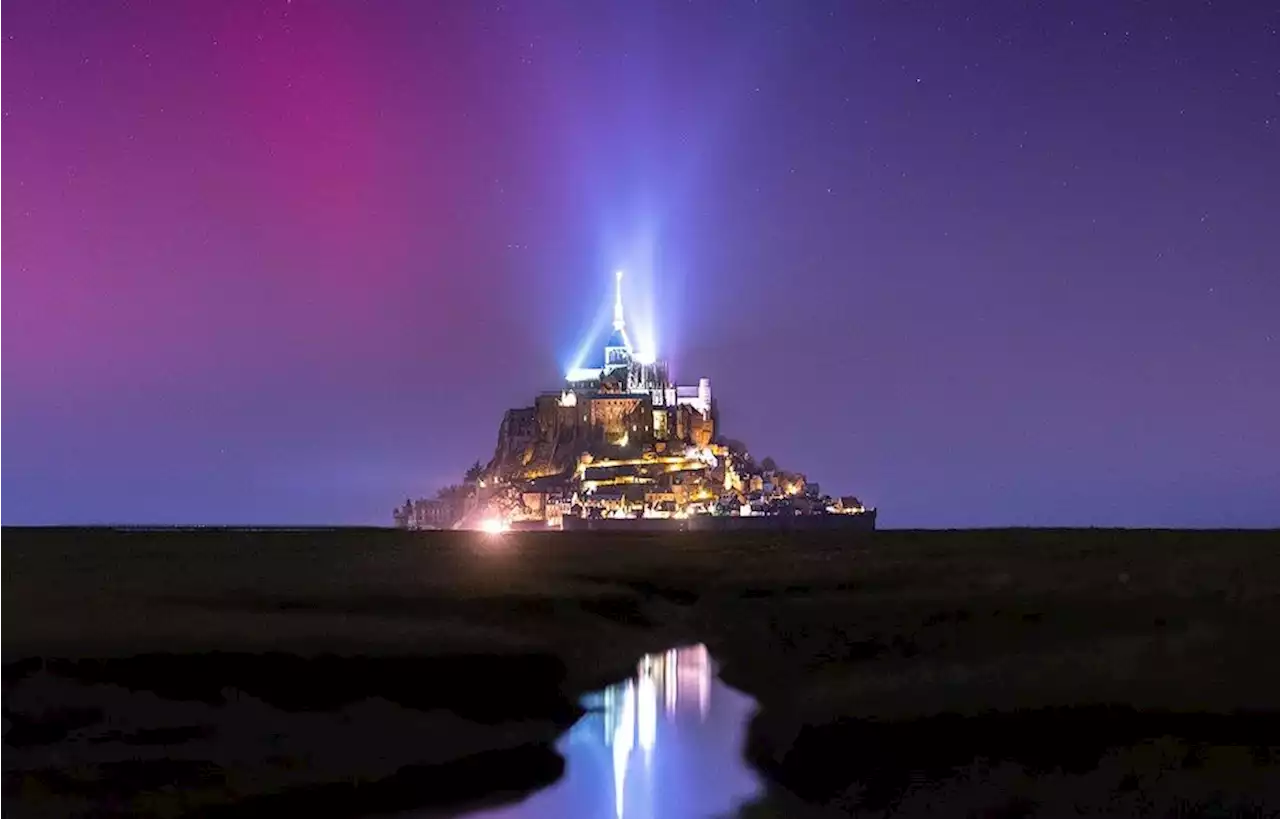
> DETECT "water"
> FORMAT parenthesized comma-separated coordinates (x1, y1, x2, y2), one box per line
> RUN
(466, 644, 764, 819)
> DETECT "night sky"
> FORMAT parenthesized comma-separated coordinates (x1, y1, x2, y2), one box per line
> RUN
(4, 1, 1278, 527)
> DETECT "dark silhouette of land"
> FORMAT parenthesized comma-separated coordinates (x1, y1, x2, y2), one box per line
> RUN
(4, 527, 1279, 817)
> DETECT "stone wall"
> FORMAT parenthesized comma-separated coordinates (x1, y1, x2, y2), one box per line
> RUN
(588, 396, 647, 443)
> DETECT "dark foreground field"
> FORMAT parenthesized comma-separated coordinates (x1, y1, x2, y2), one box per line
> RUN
(5, 527, 1280, 817)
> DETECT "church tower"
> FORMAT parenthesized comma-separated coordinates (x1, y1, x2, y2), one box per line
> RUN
(603, 269, 634, 374)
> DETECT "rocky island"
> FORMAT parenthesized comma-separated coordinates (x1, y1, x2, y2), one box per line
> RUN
(394, 271, 876, 534)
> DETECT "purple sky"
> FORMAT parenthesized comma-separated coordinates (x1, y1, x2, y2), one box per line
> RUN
(4, 1, 1278, 527)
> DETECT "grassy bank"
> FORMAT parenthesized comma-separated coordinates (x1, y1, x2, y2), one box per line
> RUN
(4, 527, 1279, 816)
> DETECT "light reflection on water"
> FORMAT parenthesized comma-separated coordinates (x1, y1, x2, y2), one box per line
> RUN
(467, 644, 762, 819)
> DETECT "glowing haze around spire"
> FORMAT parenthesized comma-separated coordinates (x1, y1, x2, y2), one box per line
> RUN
(566, 268, 653, 378)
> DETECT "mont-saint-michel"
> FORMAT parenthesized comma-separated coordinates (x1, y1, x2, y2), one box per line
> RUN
(394, 270, 876, 533)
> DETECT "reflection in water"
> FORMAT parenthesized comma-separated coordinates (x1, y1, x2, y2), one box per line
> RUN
(467, 644, 762, 819)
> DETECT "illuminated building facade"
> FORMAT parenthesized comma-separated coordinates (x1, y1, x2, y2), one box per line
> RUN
(562, 270, 715, 453)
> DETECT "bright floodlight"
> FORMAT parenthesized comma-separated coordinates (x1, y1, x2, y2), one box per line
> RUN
(479, 518, 506, 535)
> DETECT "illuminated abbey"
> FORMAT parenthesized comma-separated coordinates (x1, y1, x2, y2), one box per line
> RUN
(394, 271, 874, 531)
(554, 270, 716, 457)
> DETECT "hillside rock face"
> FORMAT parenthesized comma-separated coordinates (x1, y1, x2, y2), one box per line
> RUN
(485, 389, 716, 485)
(489, 407, 539, 476)
(486, 395, 598, 482)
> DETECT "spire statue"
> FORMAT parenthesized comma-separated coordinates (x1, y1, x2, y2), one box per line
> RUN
(613, 269, 626, 333)
(610, 270, 633, 354)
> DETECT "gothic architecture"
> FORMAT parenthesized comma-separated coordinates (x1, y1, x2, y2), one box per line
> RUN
(487, 270, 717, 482)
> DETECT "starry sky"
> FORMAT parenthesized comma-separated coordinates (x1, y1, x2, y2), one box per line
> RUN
(4, 0, 1278, 527)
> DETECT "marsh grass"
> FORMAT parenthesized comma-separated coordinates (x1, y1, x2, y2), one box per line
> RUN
(4, 526, 1278, 817)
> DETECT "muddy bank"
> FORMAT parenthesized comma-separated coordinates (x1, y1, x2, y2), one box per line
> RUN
(742, 706, 1280, 816)
(3, 653, 582, 818)
(3, 528, 696, 817)
(704, 529, 1280, 816)
(5, 527, 1280, 816)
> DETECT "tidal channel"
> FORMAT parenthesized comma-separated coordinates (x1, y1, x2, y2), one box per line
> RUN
(466, 644, 763, 819)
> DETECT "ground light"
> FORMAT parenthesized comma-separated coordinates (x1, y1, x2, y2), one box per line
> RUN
(479, 518, 508, 535)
